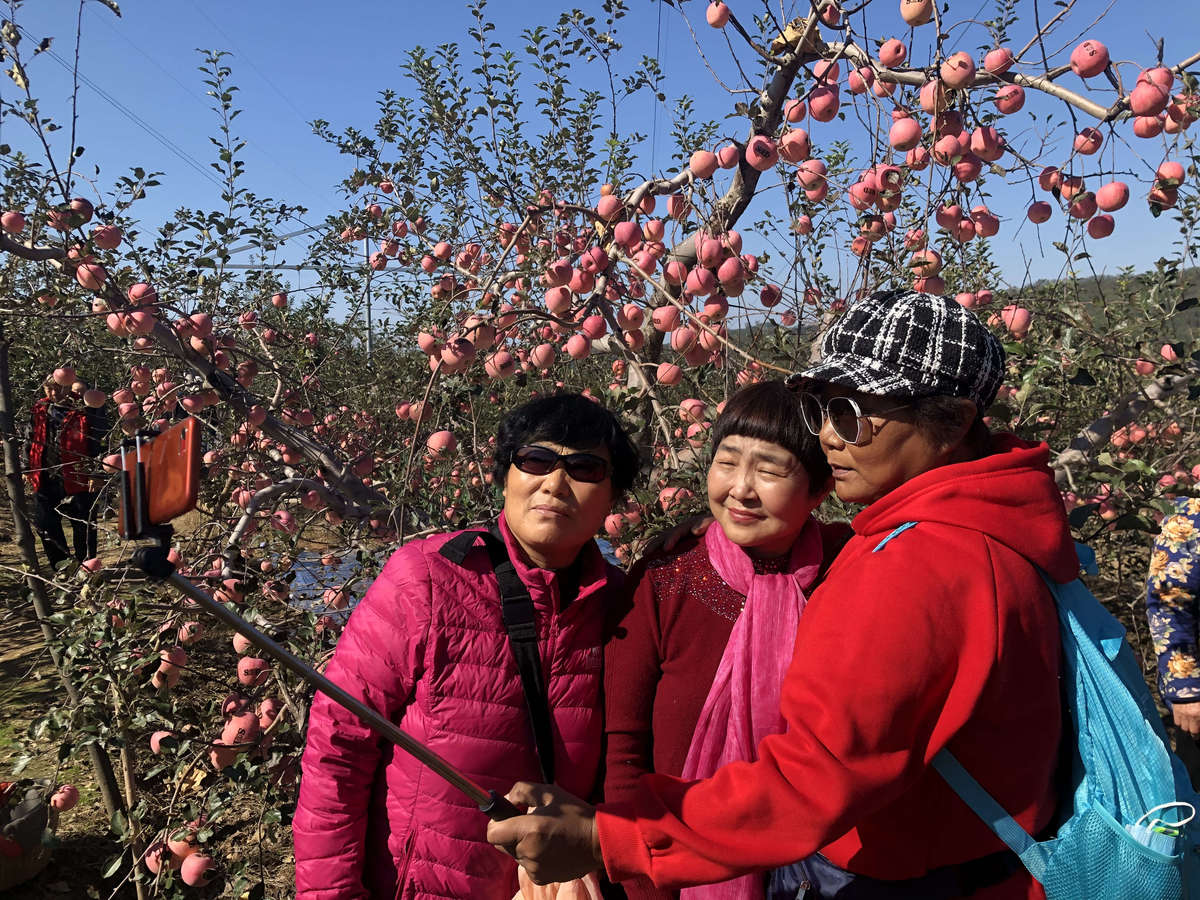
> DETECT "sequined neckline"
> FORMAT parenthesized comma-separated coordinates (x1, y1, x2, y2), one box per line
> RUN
(751, 554, 789, 574)
(647, 539, 747, 622)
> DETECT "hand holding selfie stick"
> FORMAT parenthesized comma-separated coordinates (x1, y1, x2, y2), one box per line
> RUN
(120, 423, 519, 822)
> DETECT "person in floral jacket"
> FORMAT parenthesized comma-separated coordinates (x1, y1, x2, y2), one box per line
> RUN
(1147, 496, 1200, 783)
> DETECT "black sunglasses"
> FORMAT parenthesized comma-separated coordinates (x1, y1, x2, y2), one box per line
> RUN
(512, 445, 610, 484)
(795, 392, 911, 445)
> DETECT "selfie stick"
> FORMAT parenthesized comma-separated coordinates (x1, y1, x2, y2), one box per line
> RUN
(120, 436, 519, 821)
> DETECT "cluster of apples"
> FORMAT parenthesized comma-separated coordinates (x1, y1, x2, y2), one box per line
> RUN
(702, 10, 1197, 274)
(142, 818, 217, 887)
(1026, 157, 1185, 239)
(42, 364, 112, 413)
(1059, 470, 1197, 524)
(400, 191, 763, 384)
(1, 198, 136, 300)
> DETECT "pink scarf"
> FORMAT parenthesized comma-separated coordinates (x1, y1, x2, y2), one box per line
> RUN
(679, 517, 823, 900)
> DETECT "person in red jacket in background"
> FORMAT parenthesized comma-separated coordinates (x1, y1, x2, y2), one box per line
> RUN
(489, 289, 1079, 900)
(603, 380, 849, 900)
(26, 375, 107, 568)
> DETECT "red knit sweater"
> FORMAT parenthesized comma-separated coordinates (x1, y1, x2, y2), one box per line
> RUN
(603, 524, 850, 900)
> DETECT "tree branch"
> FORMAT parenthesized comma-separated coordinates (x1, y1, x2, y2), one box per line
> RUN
(1052, 363, 1198, 488)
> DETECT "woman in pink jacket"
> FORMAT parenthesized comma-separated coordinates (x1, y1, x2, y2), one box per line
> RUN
(294, 393, 639, 899)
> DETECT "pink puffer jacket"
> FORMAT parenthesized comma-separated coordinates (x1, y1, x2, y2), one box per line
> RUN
(293, 513, 620, 900)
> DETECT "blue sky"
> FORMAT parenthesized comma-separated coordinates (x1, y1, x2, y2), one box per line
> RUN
(5, 0, 1199, 299)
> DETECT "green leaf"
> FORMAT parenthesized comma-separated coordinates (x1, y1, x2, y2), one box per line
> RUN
(102, 853, 124, 879)
(110, 809, 127, 837)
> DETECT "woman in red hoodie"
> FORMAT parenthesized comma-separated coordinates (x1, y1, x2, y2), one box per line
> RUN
(489, 289, 1079, 900)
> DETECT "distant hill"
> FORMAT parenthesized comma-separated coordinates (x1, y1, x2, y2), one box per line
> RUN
(1025, 266, 1200, 305)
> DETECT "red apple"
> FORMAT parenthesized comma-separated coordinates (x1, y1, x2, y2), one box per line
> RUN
(237, 657, 270, 687)
(91, 224, 122, 249)
(49, 784, 79, 811)
(984, 47, 1014, 75)
(879, 38, 907, 67)
(995, 84, 1025, 114)
(1070, 40, 1109, 78)
(689, 149, 718, 179)
(1095, 181, 1129, 211)
(75, 262, 106, 291)
(940, 52, 976, 89)
(705, 1, 730, 28)
(899, 0, 932, 25)
(1, 210, 26, 233)
(181, 854, 216, 886)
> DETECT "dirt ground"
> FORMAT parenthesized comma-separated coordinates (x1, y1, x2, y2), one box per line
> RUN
(0, 498, 339, 899)
(0, 504, 228, 898)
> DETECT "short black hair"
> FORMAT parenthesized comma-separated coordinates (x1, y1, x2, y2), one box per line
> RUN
(710, 381, 831, 494)
(493, 393, 640, 496)
(911, 394, 992, 459)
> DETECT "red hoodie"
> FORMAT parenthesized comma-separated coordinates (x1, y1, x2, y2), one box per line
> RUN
(598, 436, 1079, 899)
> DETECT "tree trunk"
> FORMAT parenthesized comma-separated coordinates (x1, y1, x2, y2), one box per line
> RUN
(0, 319, 124, 820)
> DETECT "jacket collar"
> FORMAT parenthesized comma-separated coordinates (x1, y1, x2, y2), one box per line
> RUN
(496, 511, 611, 612)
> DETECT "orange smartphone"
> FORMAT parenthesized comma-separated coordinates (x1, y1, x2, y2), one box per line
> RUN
(118, 417, 201, 536)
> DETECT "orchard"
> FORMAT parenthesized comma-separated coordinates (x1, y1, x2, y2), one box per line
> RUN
(0, 0, 1197, 896)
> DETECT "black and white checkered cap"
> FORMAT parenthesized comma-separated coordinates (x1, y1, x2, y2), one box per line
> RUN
(791, 289, 1005, 410)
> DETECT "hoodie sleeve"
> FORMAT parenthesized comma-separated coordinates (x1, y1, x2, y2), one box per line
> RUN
(596, 525, 1019, 888)
(1147, 500, 1200, 703)
(293, 545, 433, 900)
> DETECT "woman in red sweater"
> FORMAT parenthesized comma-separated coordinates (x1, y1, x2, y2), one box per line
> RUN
(604, 381, 848, 900)
(489, 290, 1078, 900)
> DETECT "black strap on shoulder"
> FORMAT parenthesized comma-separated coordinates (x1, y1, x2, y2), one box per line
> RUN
(439, 525, 555, 783)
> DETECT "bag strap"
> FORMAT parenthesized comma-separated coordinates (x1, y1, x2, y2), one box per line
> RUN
(871, 521, 918, 552)
(931, 751, 1040, 866)
(439, 526, 556, 783)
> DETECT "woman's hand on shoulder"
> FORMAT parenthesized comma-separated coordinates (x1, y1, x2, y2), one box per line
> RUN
(636, 515, 714, 562)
